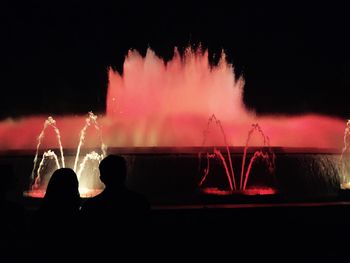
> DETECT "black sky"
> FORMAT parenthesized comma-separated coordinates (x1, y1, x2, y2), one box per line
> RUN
(1, 1, 350, 120)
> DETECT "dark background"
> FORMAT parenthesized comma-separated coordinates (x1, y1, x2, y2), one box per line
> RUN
(1, 1, 350, 120)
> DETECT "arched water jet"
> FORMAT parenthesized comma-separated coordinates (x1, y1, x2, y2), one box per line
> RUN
(73, 111, 107, 173)
(33, 150, 60, 189)
(31, 116, 65, 188)
(77, 151, 104, 180)
(240, 123, 275, 191)
(199, 114, 236, 190)
(199, 115, 276, 195)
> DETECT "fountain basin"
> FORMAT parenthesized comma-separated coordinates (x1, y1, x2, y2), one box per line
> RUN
(0, 146, 343, 205)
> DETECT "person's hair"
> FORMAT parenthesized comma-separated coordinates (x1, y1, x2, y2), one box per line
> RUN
(99, 155, 127, 187)
(44, 168, 80, 206)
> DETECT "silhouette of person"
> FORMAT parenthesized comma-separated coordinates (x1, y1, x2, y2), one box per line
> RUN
(0, 164, 27, 261)
(29, 168, 81, 260)
(80, 154, 150, 256)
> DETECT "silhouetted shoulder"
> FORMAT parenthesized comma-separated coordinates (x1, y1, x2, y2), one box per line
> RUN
(81, 188, 149, 213)
(125, 189, 150, 210)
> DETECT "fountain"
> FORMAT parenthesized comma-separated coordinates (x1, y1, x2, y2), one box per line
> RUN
(198, 115, 276, 196)
(340, 120, 350, 189)
(26, 112, 106, 198)
(0, 47, 347, 204)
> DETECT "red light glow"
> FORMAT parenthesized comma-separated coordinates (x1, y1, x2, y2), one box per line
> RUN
(201, 187, 278, 196)
(0, 48, 346, 151)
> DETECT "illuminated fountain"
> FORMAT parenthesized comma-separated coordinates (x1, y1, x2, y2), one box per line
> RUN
(26, 112, 107, 198)
(199, 115, 276, 196)
(0, 47, 347, 203)
(340, 120, 350, 189)
(0, 47, 345, 149)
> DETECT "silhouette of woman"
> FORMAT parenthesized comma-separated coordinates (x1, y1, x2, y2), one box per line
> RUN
(29, 168, 81, 259)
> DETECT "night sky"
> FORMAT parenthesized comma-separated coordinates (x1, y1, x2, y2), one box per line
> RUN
(1, 1, 350, 120)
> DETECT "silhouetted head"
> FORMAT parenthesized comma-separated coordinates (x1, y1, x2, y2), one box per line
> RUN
(99, 154, 127, 188)
(44, 168, 80, 207)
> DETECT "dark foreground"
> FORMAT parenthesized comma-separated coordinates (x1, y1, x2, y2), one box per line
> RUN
(150, 201, 350, 261)
(3, 198, 350, 262)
